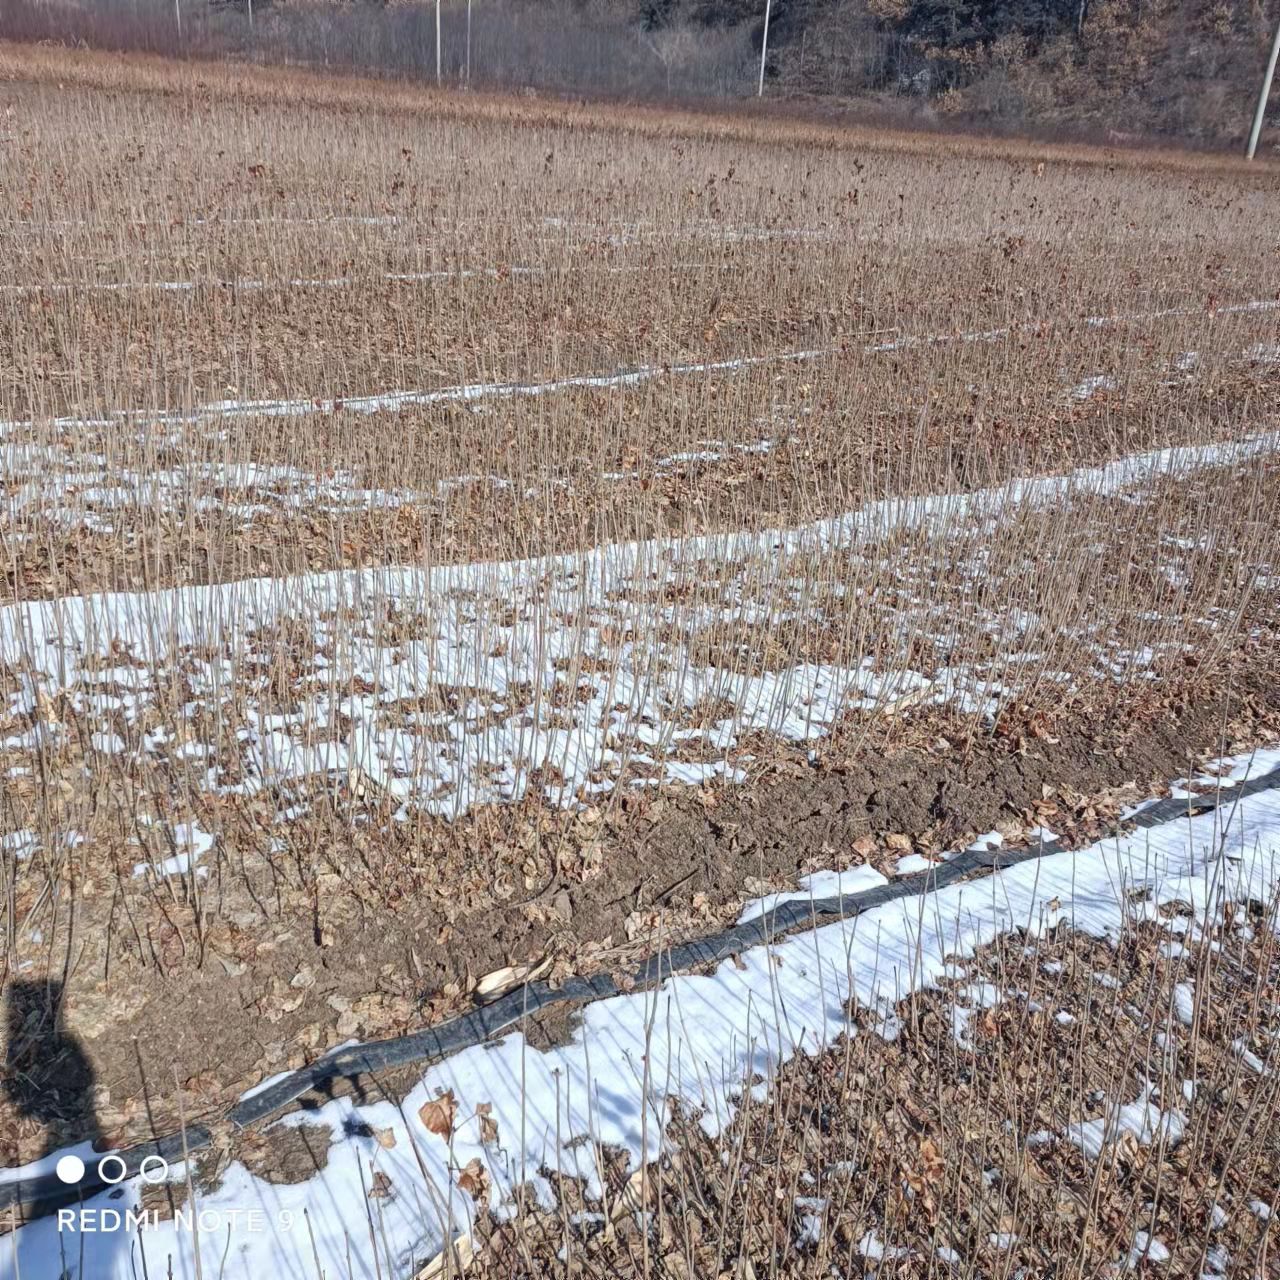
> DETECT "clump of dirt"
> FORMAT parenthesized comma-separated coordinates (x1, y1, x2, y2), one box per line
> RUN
(239, 1122, 333, 1186)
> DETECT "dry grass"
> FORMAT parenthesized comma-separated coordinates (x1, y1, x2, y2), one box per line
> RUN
(7, 42, 1279, 172)
(1, 44, 1280, 1268)
(476, 902, 1280, 1279)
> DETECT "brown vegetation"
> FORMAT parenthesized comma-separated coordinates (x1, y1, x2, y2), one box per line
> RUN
(1, 48, 1279, 1273)
(475, 903, 1280, 1278)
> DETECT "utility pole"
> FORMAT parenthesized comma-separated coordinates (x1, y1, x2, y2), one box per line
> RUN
(1246, 9, 1280, 159)
(435, 0, 442, 86)
(758, 0, 771, 97)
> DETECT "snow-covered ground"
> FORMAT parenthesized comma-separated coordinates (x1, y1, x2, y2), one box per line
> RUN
(4, 747, 1278, 1280)
(1, 451, 428, 536)
(2, 427, 800, 542)
(2, 436, 1271, 832)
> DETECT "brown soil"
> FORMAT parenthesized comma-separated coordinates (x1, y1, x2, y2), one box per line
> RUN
(239, 1122, 332, 1186)
(3, 667, 1278, 1172)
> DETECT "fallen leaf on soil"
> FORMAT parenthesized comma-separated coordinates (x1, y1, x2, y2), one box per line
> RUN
(851, 835, 876, 857)
(419, 1090, 457, 1140)
(918, 1136, 944, 1184)
(886, 832, 913, 852)
(475, 955, 552, 1002)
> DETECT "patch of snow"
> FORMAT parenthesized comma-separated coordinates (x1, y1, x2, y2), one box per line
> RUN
(738, 865, 888, 925)
(1232, 1039, 1267, 1074)
(793, 1196, 827, 1247)
(1071, 374, 1118, 400)
(1, 830, 38, 860)
(969, 831, 1005, 852)
(131, 822, 215, 879)
(856, 1228, 906, 1261)
(1204, 1242, 1231, 1274)
(1172, 982, 1195, 1026)
(1127, 1231, 1170, 1268)
(895, 853, 938, 875)
(1066, 1083, 1186, 1160)
(1186, 746, 1280, 789)
(7, 707, 1280, 1280)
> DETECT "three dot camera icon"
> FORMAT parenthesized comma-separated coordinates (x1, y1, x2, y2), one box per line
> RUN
(56, 1153, 170, 1187)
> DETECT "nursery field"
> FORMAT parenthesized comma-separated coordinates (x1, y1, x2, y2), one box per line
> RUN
(1, 43, 1280, 1280)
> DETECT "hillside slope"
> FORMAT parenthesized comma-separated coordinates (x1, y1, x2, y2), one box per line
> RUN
(653, 0, 1279, 144)
(1, 0, 1276, 145)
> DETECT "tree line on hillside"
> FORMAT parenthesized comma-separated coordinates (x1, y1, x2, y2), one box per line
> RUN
(2, 0, 1275, 143)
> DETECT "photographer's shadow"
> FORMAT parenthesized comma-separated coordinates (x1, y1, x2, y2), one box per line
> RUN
(3, 978, 129, 1280)
(4, 979, 100, 1166)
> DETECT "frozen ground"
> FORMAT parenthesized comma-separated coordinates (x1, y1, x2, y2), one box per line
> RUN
(4, 746, 1279, 1280)
(2, 435, 1272, 842)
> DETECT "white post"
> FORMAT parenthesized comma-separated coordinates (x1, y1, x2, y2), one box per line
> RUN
(1246, 11, 1280, 159)
(247, 0, 253, 29)
(466, 0, 472, 84)
(174, 0, 182, 43)
(436, 0, 442, 86)
(758, 0, 772, 97)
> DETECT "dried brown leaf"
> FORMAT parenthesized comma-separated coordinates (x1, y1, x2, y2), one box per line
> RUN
(418, 1090, 457, 1140)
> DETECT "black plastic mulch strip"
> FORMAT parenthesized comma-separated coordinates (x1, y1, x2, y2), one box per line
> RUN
(6, 763, 1279, 1222)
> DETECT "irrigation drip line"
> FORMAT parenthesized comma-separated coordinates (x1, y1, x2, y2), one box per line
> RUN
(5, 764, 1279, 1223)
